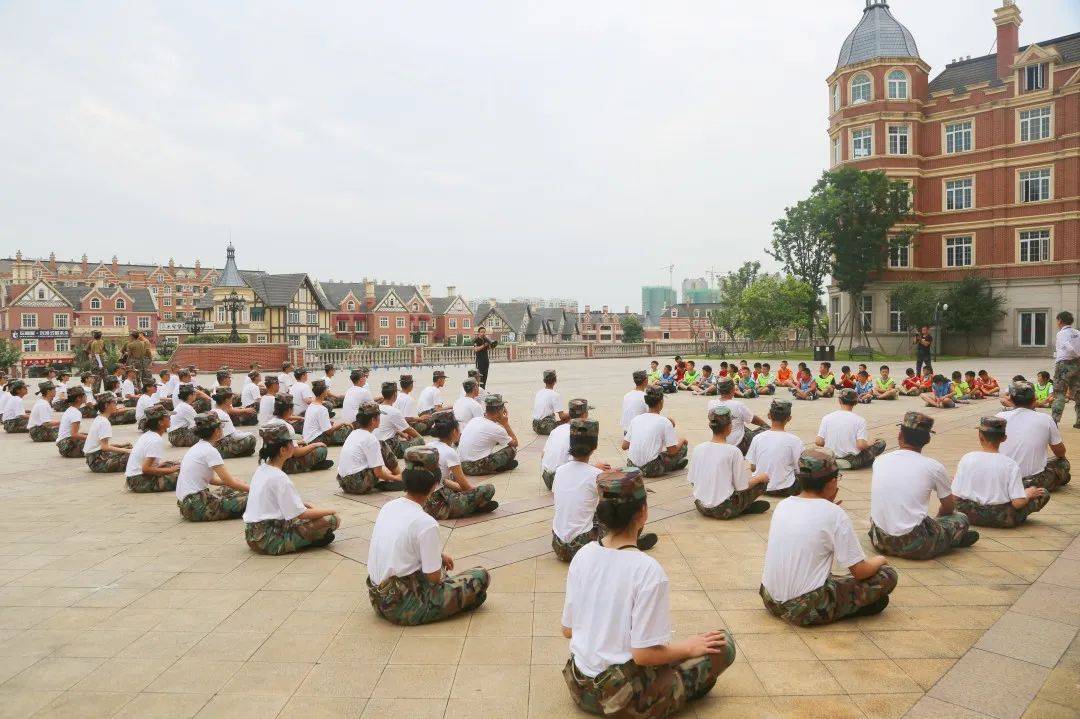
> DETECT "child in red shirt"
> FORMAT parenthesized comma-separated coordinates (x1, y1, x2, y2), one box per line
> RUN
(900, 368, 922, 396)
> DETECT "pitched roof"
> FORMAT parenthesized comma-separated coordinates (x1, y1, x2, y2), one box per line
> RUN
(475, 302, 530, 331)
(928, 32, 1080, 94)
(837, 1, 920, 70)
(581, 310, 642, 322)
(213, 244, 245, 288)
(429, 296, 467, 314)
(319, 282, 365, 307)
(53, 285, 157, 313)
(196, 272, 333, 310)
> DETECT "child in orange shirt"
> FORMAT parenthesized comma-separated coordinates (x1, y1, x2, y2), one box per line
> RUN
(977, 370, 1000, 397)
(775, 360, 794, 387)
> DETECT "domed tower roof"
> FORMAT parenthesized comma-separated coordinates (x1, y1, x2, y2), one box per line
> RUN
(837, 0, 920, 70)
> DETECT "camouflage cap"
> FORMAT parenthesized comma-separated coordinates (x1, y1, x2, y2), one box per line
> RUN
(598, 468, 647, 505)
(708, 405, 733, 429)
(177, 382, 194, 396)
(7, 379, 26, 392)
(311, 379, 328, 396)
(36, 380, 56, 394)
(1008, 381, 1035, 404)
(247, 369, 260, 379)
(356, 366, 371, 376)
(462, 378, 478, 393)
(899, 411, 935, 435)
(769, 399, 792, 419)
(569, 418, 599, 440)
(796, 448, 839, 480)
(632, 370, 648, 384)
(432, 370, 447, 381)
(467, 369, 480, 378)
(484, 394, 505, 410)
(716, 377, 735, 394)
(142, 403, 169, 423)
(839, 388, 858, 404)
(216, 369, 230, 381)
(211, 387, 233, 403)
(429, 409, 457, 433)
(978, 416, 1007, 436)
(324, 363, 335, 372)
(356, 401, 381, 421)
(194, 412, 221, 432)
(96, 391, 117, 405)
(403, 446, 439, 473)
(568, 398, 591, 418)
(259, 422, 294, 444)
(67, 385, 86, 400)
(293, 367, 308, 379)
(542, 369, 557, 383)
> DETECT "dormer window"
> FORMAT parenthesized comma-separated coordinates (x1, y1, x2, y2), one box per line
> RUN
(1024, 63, 1046, 92)
(887, 70, 908, 99)
(115, 298, 126, 310)
(850, 73, 871, 104)
(346, 301, 355, 311)
(90, 298, 101, 310)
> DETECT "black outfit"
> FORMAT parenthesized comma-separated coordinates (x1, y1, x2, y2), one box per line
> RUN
(915, 333, 933, 376)
(474, 337, 492, 388)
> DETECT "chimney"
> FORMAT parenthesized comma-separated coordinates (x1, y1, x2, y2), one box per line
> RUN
(446, 285, 456, 297)
(419, 284, 430, 299)
(363, 280, 375, 299)
(584, 305, 591, 314)
(81, 254, 88, 273)
(624, 305, 630, 314)
(111, 254, 119, 272)
(994, 1, 1022, 80)
(602, 305, 609, 315)
(49, 252, 57, 273)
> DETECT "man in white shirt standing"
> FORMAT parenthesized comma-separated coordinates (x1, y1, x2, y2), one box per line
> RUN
(458, 394, 519, 475)
(619, 370, 649, 438)
(417, 370, 448, 418)
(760, 449, 897, 626)
(707, 378, 767, 456)
(622, 387, 688, 477)
(453, 378, 484, 430)
(815, 389, 886, 470)
(532, 369, 569, 435)
(998, 381, 1070, 491)
(1051, 310, 1080, 427)
(868, 412, 978, 560)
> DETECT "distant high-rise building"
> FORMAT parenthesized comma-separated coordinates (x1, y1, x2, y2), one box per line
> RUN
(682, 277, 718, 304)
(641, 285, 676, 327)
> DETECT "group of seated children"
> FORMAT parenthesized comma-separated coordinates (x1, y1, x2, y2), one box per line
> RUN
(918, 368, 1006, 408)
(646, 359, 782, 398)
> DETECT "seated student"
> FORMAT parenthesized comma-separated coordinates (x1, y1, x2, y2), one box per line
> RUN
(75, 373, 98, 418)
(708, 378, 768, 455)
(459, 394, 519, 475)
(84, 392, 132, 473)
(264, 394, 333, 474)
(977, 370, 1001, 397)
(211, 389, 256, 458)
(869, 412, 979, 559)
(215, 371, 257, 426)
(290, 367, 318, 418)
(453, 378, 484, 429)
(775, 360, 794, 388)
(134, 379, 159, 423)
(542, 399, 607, 490)
(734, 366, 758, 399)
(950, 371, 972, 402)
(124, 404, 181, 492)
(646, 360, 662, 386)
(677, 360, 701, 391)
(175, 413, 250, 521)
(623, 387, 688, 477)
(153, 368, 176, 411)
(101, 378, 136, 425)
(919, 365, 934, 392)
(244, 424, 339, 555)
(791, 368, 818, 401)
(424, 414, 497, 519)
(715, 361, 730, 378)
(56, 387, 89, 458)
(953, 417, 1050, 528)
(561, 468, 735, 718)
(657, 365, 677, 394)
(302, 380, 353, 446)
(690, 407, 770, 519)
(168, 385, 199, 447)
(620, 371, 649, 439)
(673, 356, 687, 384)
(922, 374, 955, 408)
(873, 366, 899, 400)
(257, 377, 287, 427)
(815, 389, 886, 469)
(532, 369, 570, 435)
(756, 363, 776, 395)
(320, 363, 344, 408)
(998, 382, 1070, 491)
(240, 369, 263, 413)
(341, 367, 373, 429)
(120, 367, 140, 406)
(336, 401, 405, 494)
(837, 366, 855, 389)
(396, 374, 433, 435)
(374, 381, 423, 459)
(760, 449, 897, 626)
(814, 362, 837, 398)
(900, 368, 922, 397)
(365, 446, 490, 627)
(28, 381, 60, 442)
(1034, 371, 1054, 408)
(999, 374, 1029, 409)
(692, 365, 716, 396)
(276, 361, 295, 394)
(853, 371, 874, 404)
(748, 400, 805, 498)
(417, 370, 449, 418)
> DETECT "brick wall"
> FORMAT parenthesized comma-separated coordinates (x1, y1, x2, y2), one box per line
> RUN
(166, 343, 304, 372)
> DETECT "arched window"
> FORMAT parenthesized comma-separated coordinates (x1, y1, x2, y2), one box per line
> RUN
(851, 73, 872, 104)
(346, 301, 355, 311)
(115, 298, 126, 309)
(831, 84, 840, 112)
(90, 297, 101, 309)
(887, 70, 908, 99)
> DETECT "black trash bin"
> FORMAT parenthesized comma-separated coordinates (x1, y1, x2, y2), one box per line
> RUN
(813, 345, 836, 362)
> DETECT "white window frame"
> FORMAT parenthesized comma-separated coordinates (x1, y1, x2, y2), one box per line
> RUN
(887, 124, 910, 155)
(851, 126, 873, 158)
(138, 316, 150, 330)
(256, 334, 268, 343)
(1017, 228, 1051, 264)
(463, 318, 471, 329)
(336, 320, 346, 333)
(944, 236, 974, 268)
(850, 73, 872, 104)
(91, 316, 103, 327)
(379, 335, 389, 347)
(163, 297, 172, 307)
(831, 83, 840, 112)
(115, 298, 125, 310)
(346, 301, 355, 311)
(1018, 167, 1052, 203)
(288, 310, 300, 324)
(53, 313, 69, 328)
(944, 177, 973, 211)
(395, 335, 406, 347)
(943, 119, 973, 154)
(449, 318, 457, 329)
(21, 339, 37, 353)
(395, 317, 406, 329)
(1018, 310, 1049, 348)
(55, 338, 70, 353)
(20, 313, 37, 329)
(830, 296, 840, 332)
(90, 297, 101, 310)
(887, 69, 908, 99)
(1024, 64, 1046, 92)
(1018, 106, 1051, 142)
(888, 240, 911, 269)
(288, 334, 301, 347)
(306, 311, 318, 325)
(670, 308, 678, 318)
(114, 315, 127, 327)
(306, 335, 319, 350)
(889, 296, 907, 333)
(379, 316, 389, 328)
(831, 135, 841, 166)
(859, 295, 873, 332)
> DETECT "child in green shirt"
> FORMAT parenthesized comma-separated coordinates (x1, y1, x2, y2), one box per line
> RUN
(814, 362, 836, 398)
(872, 365, 898, 400)
(756, 362, 776, 395)
(1034, 370, 1053, 408)
(951, 371, 971, 401)
(678, 360, 701, 391)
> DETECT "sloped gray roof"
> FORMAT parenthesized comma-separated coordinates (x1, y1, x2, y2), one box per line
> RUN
(837, 1, 919, 70)
(213, 244, 245, 288)
(319, 282, 365, 307)
(476, 302, 530, 331)
(194, 272, 332, 310)
(928, 32, 1080, 94)
(429, 296, 466, 314)
(51, 285, 156, 312)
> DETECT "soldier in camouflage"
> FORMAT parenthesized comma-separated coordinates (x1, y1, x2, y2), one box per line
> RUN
(211, 388, 257, 458)
(376, 381, 424, 459)
(2, 380, 30, 433)
(85, 392, 133, 473)
(126, 404, 181, 493)
(551, 419, 606, 562)
(56, 386, 89, 458)
(1001, 381, 1070, 491)
(821, 388, 886, 469)
(28, 381, 60, 442)
(101, 377, 136, 424)
(423, 418, 498, 520)
(176, 412, 250, 521)
(336, 402, 405, 494)
(1051, 310, 1080, 427)
(532, 369, 569, 435)
(265, 393, 333, 474)
(541, 398, 595, 490)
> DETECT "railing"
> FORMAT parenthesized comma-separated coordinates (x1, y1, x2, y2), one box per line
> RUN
(515, 343, 588, 362)
(307, 347, 415, 368)
(592, 343, 652, 358)
(424, 346, 476, 365)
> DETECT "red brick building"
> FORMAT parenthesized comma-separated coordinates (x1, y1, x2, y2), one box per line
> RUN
(648, 303, 724, 341)
(579, 305, 641, 342)
(826, 0, 1079, 355)
(320, 281, 472, 347)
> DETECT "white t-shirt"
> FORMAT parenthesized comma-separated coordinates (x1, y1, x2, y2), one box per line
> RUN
(1055, 325, 1080, 362)
(417, 386, 442, 414)
(816, 410, 868, 457)
(240, 382, 261, 407)
(997, 408, 1061, 477)
(532, 387, 563, 420)
(366, 497, 442, 585)
(257, 395, 276, 425)
(302, 403, 333, 444)
(135, 394, 156, 422)
(125, 431, 166, 477)
(157, 376, 177, 403)
(374, 405, 409, 441)
(953, 451, 1026, 505)
(393, 391, 416, 418)
(175, 440, 225, 500)
(338, 427, 384, 477)
(27, 399, 53, 429)
(761, 496, 865, 603)
(1, 393, 23, 421)
(707, 398, 754, 447)
(620, 390, 647, 436)
(83, 414, 114, 455)
(458, 416, 511, 462)
(169, 402, 196, 432)
(541, 422, 572, 473)
(81, 384, 95, 402)
(870, 449, 951, 536)
(552, 461, 602, 543)
(276, 372, 294, 391)
(453, 396, 484, 428)
(432, 440, 461, 484)
(688, 441, 750, 508)
(213, 408, 238, 438)
(747, 430, 804, 492)
(243, 463, 305, 522)
(121, 379, 137, 397)
(625, 413, 677, 468)
(343, 385, 374, 423)
(562, 542, 671, 678)
(56, 406, 82, 443)
(291, 382, 314, 416)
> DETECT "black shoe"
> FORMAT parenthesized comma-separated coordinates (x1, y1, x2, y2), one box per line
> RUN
(375, 479, 405, 492)
(476, 500, 499, 514)
(636, 533, 658, 551)
(313, 460, 334, 471)
(504, 460, 519, 470)
(744, 500, 771, 515)
(957, 530, 980, 548)
(310, 531, 335, 548)
(853, 596, 889, 617)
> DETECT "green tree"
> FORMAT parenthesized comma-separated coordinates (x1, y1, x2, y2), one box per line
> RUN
(714, 261, 761, 339)
(0, 339, 20, 373)
(941, 276, 1007, 355)
(888, 282, 940, 332)
(620, 314, 644, 343)
(769, 195, 832, 343)
(739, 275, 817, 343)
(318, 333, 351, 350)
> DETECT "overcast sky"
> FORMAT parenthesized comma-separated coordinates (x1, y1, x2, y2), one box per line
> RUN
(1, 1, 1076, 310)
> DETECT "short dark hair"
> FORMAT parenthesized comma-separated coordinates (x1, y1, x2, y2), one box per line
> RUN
(569, 436, 596, 458)
(1038, 370, 1051, 382)
(403, 467, 440, 494)
(644, 392, 663, 409)
(901, 426, 931, 449)
(798, 469, 837, 493)
(178, 386, 194, 402)
(381, 384, 396, 400)
(933, 374, 946, 384)
(356, 412, 378, 430)
(595, 496, 646, 532)
(702, 365, 712, 372)
(880, 365, 889, 371)
(1058, 310, 1074, 326)
(195, 422, 218, 441)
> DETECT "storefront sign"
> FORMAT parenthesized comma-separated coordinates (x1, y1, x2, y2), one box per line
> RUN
(10, 329, 71, 340)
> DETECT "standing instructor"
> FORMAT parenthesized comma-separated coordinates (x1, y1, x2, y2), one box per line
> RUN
(1052, 311, 1080, 427)
(913, 325, 933, 376)
(473, 326, 495, 389)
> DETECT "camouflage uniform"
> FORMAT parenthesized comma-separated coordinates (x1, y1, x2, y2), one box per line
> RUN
(956, 493, 1050, 529)
(215, 432, 256, 458)
(367, 567, 490, 626)
(168, 427, 199, 447)
(29, 425, 58, 442)
(283, 444, 329, 474)
(836, 439, 887, 470)
(630, 443, 688, 478)
(338, 468, 379, 494)
(3, 416, 28, 433)
(86, 449, 128, 473)
(542, 468, 557, 490)
(314, 423, 354, 447)
(246, 514, 339, 555)
(108, 407, 136, 425)
(553, 522, 603, 563)
(761, 567, 899, 627)
(383, 433, 424, 459)
(57, 436, 86, 458)
(533, 415, 560, 435)
(736, 425, 767, 456)
(410, 441, 497, 519)
(696, 483, 766, 520)
(127, 471, 178, 493)
(869, 514, 971, 560)
(1051, 357, 1080, 425)
(764, 478, 803, 498)
(461, 444, 517, 476)
(407, 416, 432, 436)
(1023, 458, 1071, 492)
(179, 487, 248, 521)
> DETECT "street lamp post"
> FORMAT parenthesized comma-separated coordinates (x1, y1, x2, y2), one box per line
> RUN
(223, 291, 246, 343)
(932, 302, 949, 364)
(183, 313, 206, 337)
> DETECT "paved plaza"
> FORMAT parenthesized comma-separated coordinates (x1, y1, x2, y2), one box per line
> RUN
(0, 356, 1078, 719)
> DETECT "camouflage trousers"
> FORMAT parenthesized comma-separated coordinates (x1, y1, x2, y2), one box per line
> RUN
(407, 417, 432, 436)
(378, 440, 401, 473)
(53, 401, 96, 419)
(1023, 458, 1071, 492)
(553, 523, 604, 563)
(178, 487, 248, 521)
(314, 424, 353, 447)
(836, 439, 887, 470)
(1051, 359, 1080, 425)
(366, 567, 490, 626)
(631, 444, 688, 478)
(760, 567, 899, 627)
(757, 385, 776, 395)
(532, 415, 560, 435)
(462, 445, 517, 476)
(57, 436, 85, 458)
(109, 408, 136, 425)
(126, 470, 178, 493)
(736, 426, 767, 456)
(765, 477, 803, 498)
(168, 427, 199, 448)
(215, 433, 256, 458)
(123, 397, 138, 408)
(29, 425, 58, 442)
(3, 417, 28, 433)
(562, 632, 736, 719)
(384, 434, 424, 459)
(869, 514, 971, 560)
(956, 493, 1050, 529)
(282, 445, 328, 474)
(424, 483, 496, 520)
(338, 468, 379, 494)
(86, 449, 128, 473)
(542, 468, 557, 490)
(245, 514, 339, 555)
(695, 483, 766, 520)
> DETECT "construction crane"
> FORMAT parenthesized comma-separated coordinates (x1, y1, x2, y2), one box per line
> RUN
(661, 264, 674, 292)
